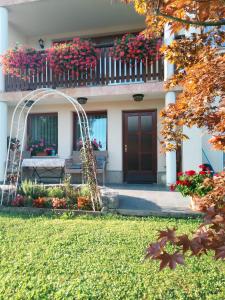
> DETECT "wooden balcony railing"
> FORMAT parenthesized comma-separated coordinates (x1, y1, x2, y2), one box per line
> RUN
(5, 48, 164, 92)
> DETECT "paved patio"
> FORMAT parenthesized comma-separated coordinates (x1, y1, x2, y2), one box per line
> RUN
(106, 184, 198, 217)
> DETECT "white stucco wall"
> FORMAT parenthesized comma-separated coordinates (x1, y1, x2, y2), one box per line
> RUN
(9, 24, 27, 48)
(202, 132, 224, 172)
(182, 126, 203, 172)
(7, 98, 165, 174)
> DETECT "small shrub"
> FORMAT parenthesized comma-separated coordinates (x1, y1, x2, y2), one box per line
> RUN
(11, 194, 24, 207)
(63, 176, 78, 208)
(48, 186, 65, 199)
(21, 180, 33, 198)
(78, 185, 91, 198)
(33, 197, 51, 208)
(32, 184, 48, 198)
(77, 185, 92, 210)
(21, 180, 47, 199)
(52, 198, 67, 209)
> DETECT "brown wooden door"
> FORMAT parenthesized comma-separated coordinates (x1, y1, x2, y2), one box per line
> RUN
(123, 110, 157, 183)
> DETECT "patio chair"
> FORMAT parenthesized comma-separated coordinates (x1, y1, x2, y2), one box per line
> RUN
(65, 151, 108, 186)
(65, 151, 83, 180)
(94, 151, 108, 186)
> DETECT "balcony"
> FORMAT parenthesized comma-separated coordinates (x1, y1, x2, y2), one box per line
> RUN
(5, 47, 164, 92)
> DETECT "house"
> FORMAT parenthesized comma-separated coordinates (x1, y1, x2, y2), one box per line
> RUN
(0, 0, 223, 185)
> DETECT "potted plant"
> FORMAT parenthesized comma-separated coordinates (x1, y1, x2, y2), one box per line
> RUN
(28, 139, 57, 156)
(170, 165, 213, 211)
(28, 139, 46, 156)
(7, 137, 20, 151)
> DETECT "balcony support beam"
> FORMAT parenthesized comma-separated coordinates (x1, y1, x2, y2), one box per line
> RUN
(164, 24, 177, 186)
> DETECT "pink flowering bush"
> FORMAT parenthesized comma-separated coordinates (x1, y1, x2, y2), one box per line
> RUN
(110, 33, 162, 64)
(1, 45, 45, 79)
(47, 38, 99, 76)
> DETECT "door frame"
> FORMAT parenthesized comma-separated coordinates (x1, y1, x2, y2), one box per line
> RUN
(122, 109, 157, 183)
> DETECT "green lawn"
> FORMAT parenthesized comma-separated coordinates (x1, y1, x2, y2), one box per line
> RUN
(0, 213, 224, 300)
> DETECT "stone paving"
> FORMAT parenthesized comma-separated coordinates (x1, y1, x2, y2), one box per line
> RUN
(106, 184, 199, 217)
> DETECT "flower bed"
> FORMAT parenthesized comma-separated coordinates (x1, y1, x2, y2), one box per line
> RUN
(8, 178, 97, 211)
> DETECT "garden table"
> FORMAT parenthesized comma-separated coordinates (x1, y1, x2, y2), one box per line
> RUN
(22, 158, 65, 183)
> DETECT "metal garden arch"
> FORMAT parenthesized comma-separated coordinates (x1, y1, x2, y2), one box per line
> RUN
(1, 88, 101, 210)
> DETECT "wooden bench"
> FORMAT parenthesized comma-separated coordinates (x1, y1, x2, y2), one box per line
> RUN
(65, 151, 108, 186)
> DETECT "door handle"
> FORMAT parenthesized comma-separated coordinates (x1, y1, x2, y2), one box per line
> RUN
(124, 145, 127, 153)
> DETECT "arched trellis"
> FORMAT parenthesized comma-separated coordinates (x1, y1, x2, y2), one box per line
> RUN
(0, 88, 101, 210)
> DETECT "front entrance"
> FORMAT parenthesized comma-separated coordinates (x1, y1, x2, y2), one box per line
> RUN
(123, 110, 157, 183)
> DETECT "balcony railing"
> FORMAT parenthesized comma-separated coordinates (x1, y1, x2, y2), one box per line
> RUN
(5, 47, 164, 92)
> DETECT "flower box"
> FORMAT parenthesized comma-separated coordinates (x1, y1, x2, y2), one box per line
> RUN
(35, 151, 47, 157)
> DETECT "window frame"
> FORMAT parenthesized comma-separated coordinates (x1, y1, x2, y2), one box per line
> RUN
(27, 112, 58, 150)
(73, 111, 108, 151)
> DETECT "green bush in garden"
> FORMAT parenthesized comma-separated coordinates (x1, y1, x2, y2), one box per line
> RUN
(47, 186, 65, 199)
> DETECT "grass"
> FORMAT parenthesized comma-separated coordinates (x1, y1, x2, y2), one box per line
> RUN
(0, 212, 224, 300)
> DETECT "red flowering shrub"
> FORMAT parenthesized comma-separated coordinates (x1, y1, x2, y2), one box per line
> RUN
(146, 172, 225, 270)
(171, 166, 213, 197)
(11, 194, 24, 207)
(110, 33, 162, 64)
(52, 198, 67, 209)
(33, 197, 51, 208)
(1, 45, 44, 79)
(47, 38, 98, 76)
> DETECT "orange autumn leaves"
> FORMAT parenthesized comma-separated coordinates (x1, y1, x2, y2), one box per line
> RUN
(122, 0, 225, 35)
(161, 39, 225, 151)
(122, 0, 225, 152)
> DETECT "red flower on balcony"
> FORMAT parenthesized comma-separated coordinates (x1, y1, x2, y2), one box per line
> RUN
(1, 45, 45, 79)
(110, 33, 162, 65)
(47, 38, 99, 76)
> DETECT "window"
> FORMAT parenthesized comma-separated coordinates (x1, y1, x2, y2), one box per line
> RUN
(27, 113, 58, 152)
(73, 112, 107, 151)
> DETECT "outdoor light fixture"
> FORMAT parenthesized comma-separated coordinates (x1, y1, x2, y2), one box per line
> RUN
(77, 97, 88, 105)
(24, 100, 35, 108)
(133, 94, 144, 102)
(38, 38, 45, 49)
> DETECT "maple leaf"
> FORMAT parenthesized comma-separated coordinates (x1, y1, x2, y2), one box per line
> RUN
(157, 252, 184, 270)
(158, 227, 177, 243)
(215, 246, 225, 260)
(145, 239, 167, 259)
(176, 234, 191, 253)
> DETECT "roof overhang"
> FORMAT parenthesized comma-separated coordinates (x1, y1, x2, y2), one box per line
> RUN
(5, 0, 145, 38)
